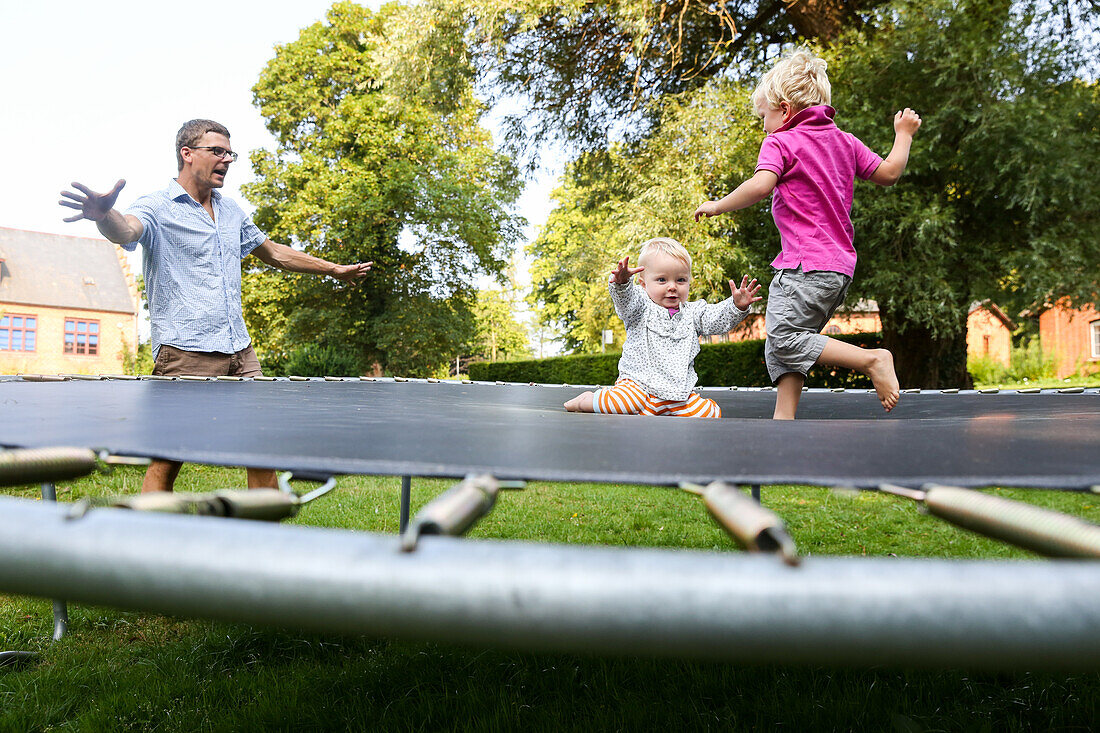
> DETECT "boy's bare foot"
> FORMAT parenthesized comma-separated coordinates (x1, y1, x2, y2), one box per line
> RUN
(564, 391, 595, 412)
(867, 349, 900, 411)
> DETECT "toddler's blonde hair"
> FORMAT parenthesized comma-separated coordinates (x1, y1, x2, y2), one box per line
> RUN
(753, 48, 831, 113)
(637, 237, 692, 270)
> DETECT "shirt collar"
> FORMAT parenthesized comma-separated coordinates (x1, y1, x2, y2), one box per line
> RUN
(169, 178, 222, 203)
(773, 104, 836, 134)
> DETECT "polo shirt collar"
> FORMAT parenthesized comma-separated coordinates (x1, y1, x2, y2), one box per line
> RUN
(774, 104, 836, 134)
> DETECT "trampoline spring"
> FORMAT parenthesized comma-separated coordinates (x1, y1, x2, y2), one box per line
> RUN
(0, 447, 98, 488)
(401, 474, 512, 552)
(683, 482, 800, 566)
(18, 374, 69, 382)
(881, 484, 1100, 559)
(107, 489, 302, 522)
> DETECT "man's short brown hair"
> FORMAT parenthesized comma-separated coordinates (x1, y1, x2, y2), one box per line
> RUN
(175, 119, 231, 171)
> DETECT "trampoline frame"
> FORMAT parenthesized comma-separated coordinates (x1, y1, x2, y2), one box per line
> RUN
(1, 375, 1099, 669)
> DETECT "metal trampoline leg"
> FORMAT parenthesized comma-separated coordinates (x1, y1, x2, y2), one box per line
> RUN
(400, 475, 412, 533)
(40, 482, 68, 641)
(751, 485, 761, 503)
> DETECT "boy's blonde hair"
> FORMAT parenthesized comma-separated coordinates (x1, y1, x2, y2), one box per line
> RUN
(637, 237, 692, 270)
(753, 48, 831, 113)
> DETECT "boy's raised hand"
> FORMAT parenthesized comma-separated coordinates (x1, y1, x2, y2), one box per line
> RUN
(729, 275, 762, 310)
(610, 256, 644, 285)
(693, 200, 719, 222)
(894, 108, 922, 136)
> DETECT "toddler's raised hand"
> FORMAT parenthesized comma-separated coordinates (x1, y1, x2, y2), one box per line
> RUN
(729, 275, 762, 310)
(610, 256, 645, 285)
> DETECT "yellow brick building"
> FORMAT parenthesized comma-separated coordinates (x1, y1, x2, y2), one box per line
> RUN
(0, 228, 139, 375)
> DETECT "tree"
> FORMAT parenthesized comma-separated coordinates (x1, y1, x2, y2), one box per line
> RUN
(527, 83, 768, 352)
(527, 0, 1100, 387)
(472, 287, 531, 362)
(459, 0, 888, 158)
(242, 1, 524, 377)
(825, 0, 1100, 387)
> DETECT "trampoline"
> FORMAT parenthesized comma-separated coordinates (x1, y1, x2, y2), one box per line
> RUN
(1, 376, 1098, 490)
(1, 375, 1099, 669)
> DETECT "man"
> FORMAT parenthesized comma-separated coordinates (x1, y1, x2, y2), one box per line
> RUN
(59, 119, 372, 493)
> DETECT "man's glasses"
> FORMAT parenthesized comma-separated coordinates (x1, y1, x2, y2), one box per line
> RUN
(187, 146, 239, 162)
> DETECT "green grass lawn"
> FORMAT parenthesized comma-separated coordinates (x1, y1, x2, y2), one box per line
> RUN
(3, 465, 1100, 731)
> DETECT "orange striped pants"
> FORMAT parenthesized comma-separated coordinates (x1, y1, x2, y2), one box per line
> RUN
(593, 378, 721, 418)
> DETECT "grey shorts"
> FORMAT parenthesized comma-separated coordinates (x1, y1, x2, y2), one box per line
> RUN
(764, 266, 851, 382)
(152, 344, 263, 378)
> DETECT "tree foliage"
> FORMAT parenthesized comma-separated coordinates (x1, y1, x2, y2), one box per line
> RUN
(472, 286, 532, 362)
(460, 0, 887, 157)
(242, 1, 523, 377)
(528, 82, 768, 352)
(526, 0, 1100, 387)
(827, 0, 1100, 386)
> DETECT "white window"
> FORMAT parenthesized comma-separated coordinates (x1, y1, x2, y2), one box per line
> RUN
(1091, 319, 1100, 359)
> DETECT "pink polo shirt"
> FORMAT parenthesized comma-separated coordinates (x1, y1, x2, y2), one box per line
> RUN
(755, 105, 883, 278)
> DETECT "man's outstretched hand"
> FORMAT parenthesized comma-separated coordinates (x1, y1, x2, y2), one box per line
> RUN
(59, 180, 126, 223)
(332, 261, 373, 284)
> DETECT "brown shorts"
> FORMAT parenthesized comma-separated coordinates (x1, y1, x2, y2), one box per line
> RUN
(152, 344, 263, 378)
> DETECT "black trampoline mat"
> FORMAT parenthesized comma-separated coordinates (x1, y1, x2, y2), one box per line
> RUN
(2, 379, 1098, 489)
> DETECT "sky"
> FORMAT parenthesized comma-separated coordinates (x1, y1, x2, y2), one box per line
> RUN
(0, 0, 558, 292)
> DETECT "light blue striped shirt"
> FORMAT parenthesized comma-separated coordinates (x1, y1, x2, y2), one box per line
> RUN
(123, 180, 268, 358)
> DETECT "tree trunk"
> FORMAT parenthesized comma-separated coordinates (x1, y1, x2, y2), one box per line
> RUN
(781, 0, 860, 42)
(879, 305, 972, 390)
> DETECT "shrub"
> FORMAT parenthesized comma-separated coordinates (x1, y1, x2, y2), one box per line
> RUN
(469, 334, 879, 388)
(280, 344, 364, 377)
(968, 339, 1059, 385)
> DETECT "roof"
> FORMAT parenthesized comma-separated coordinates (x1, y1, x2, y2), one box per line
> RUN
(0, 227, 136, 314)
(968, 299, 1016, 331)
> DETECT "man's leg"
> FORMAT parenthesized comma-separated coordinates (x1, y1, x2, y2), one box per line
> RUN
(142, 460, 183, 493)
(247, 468, 278, 488)
(145, 345, 234, 492)
(773, 373, 806, 420)
(232, 346, 279, 488)
(817, 338, 899, 411)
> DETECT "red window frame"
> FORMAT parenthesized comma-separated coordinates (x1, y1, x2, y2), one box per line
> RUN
(64, 318, 100, 356)
(0, 313, 36, 352)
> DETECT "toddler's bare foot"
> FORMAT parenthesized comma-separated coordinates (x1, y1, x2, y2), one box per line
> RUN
(564, 391, 595, 412)
(867, 349, 900, 411)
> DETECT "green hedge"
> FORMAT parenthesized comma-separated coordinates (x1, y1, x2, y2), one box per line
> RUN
(469, 334, 880, 388)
